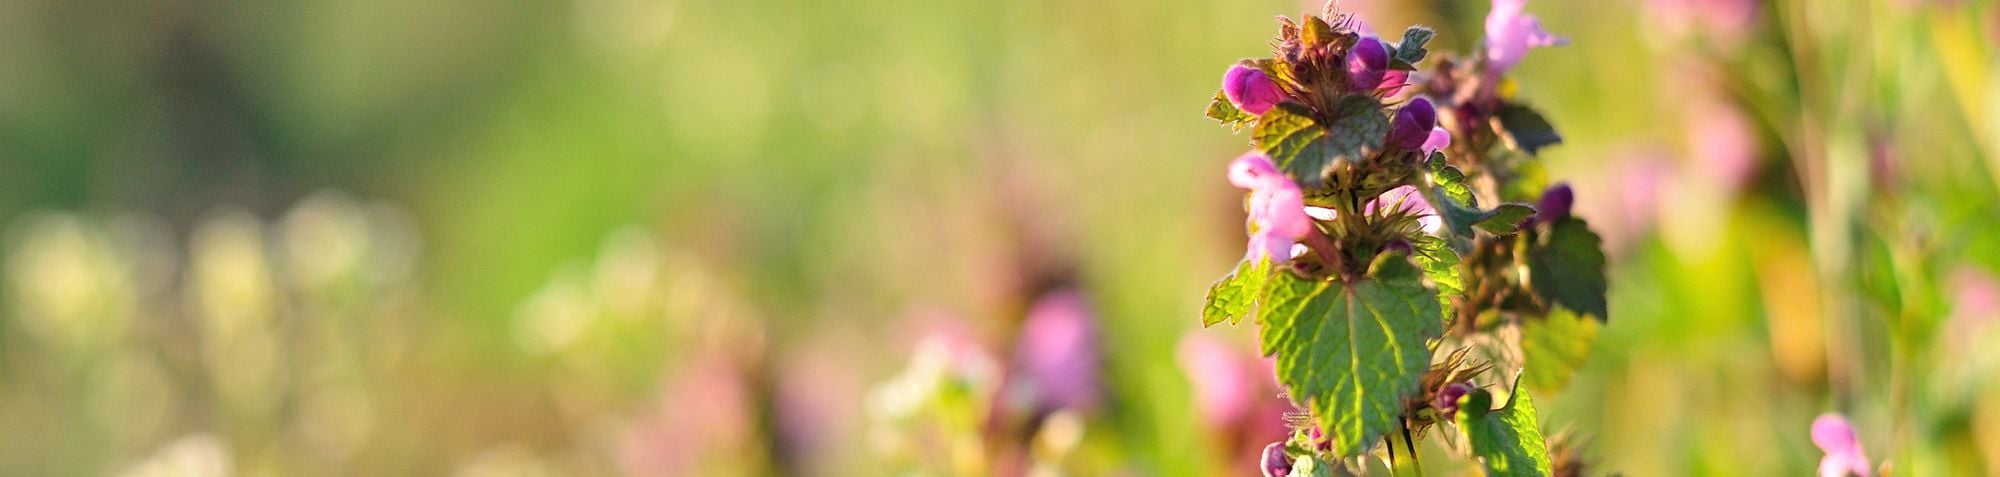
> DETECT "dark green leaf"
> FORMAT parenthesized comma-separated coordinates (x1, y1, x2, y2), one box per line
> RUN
(1527, 218, 1608, 320)
(1257, 255, 1442, 457)
(1521, 306, 1599, 393)
(1494, 103, 1562, 155)
(1321, 95, 1391, 178)
(1390, 26, 1434, 70)
(1457, 379, 1553, 477)
(1253, 103, 1334, 188)
(1473, 204, 1536, 235)
(1206, 90, 1255, 131)
(1203, 257, 1273, 326)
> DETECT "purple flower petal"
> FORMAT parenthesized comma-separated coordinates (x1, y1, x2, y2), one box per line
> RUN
(1260, 442, 1292, 477)
(1389, 98, 1438, 150)
(1535, 183, 1574, 225)
(1348, 36, 1390, 92)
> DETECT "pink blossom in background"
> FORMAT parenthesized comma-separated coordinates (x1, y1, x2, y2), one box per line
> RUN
(1812, 414, 1872, 477)
(1484, 0, 1567, 75)
(1179, 334, 1257, 428)
(1012, 289, 1102, 413)
(1224, 65, 1286, 115)
(1229, 152, 1314, 262)
(1646, 0, 1760, 44)
(621, 355, 754, 476)
(1685, 100, 1759, 193)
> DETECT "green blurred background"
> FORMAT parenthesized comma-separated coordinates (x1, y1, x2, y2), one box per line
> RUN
(3, 0, 2000, 474)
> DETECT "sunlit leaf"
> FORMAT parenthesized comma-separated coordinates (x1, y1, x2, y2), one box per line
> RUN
(1520, 306, 1598, 393)
(1204, 256, 1274, 326)
(1457, 379, 1553, 477)
(1257, 254, 1442, 457)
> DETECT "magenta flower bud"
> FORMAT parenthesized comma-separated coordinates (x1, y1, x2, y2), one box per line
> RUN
(1260, 442, 1292, 477)
(1388, 98, 1438, 151)
(1383, 239, 1414, 257)
(1347, 36, 1390, 91)
(1535, 183, 1574, 225)
(1224, 64, 1285, 115)
(1433, 381, 1474, 419)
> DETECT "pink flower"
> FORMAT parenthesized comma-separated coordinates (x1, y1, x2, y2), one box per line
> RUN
(1013, 289, 1103, 413)
(1229, 152, 1314, 262)
(1484, 0, 1567, 75)
(1224, 64, 1285, 115)
(1366, 185, 1442, 235)
(1422, 126, 1452, 157)
(1812, 414, 1872, 477)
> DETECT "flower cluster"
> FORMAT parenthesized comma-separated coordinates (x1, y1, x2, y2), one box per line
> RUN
(1199, 1, 1610, 475)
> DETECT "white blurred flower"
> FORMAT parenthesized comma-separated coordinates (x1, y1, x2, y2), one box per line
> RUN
(116, 434, 232, 477)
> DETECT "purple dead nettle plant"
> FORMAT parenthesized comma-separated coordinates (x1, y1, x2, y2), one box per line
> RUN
(1201, 1, 1608, 475)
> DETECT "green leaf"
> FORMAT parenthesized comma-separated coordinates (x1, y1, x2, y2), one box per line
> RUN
(1325, 94, 1391, 168)
(1204, 257, 1273, 326)
(1411, 236, 1462, 323)
(1521, 306, 1599, 393)
(1527, 218, 1609, 320)
(1254, 103, 1334, 187)
(1457, 379, 1553, 477)
(1425, 153, 1475, 206)
(1390, 26, 1434, 70)
(1206, 90, 1254, 131)
(1494, 103, 1562, 155)
(1473, 204, 1536, 235)
(1257, 255, 1442, 457)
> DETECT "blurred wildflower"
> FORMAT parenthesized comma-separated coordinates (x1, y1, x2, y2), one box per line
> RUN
(1484, 0, 1567, 76)
(1009, 289, 1103, 414)
(1178, 334, 1261, 429)
(1645, 0, 1759, 45)
(1229, 152, 1313, 263)
(453, 445, 557, 477)
(115, 434, 232, 477)
(186, 209, 286, 417)
(620, 354, 758, 476)
(1812, 414, 1872, 477)
(4, 214, 139, 353)
(1536, 183, 1574, 225)
(1224, 65, 1285, 115)
(1685, 100, 1760, 194)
